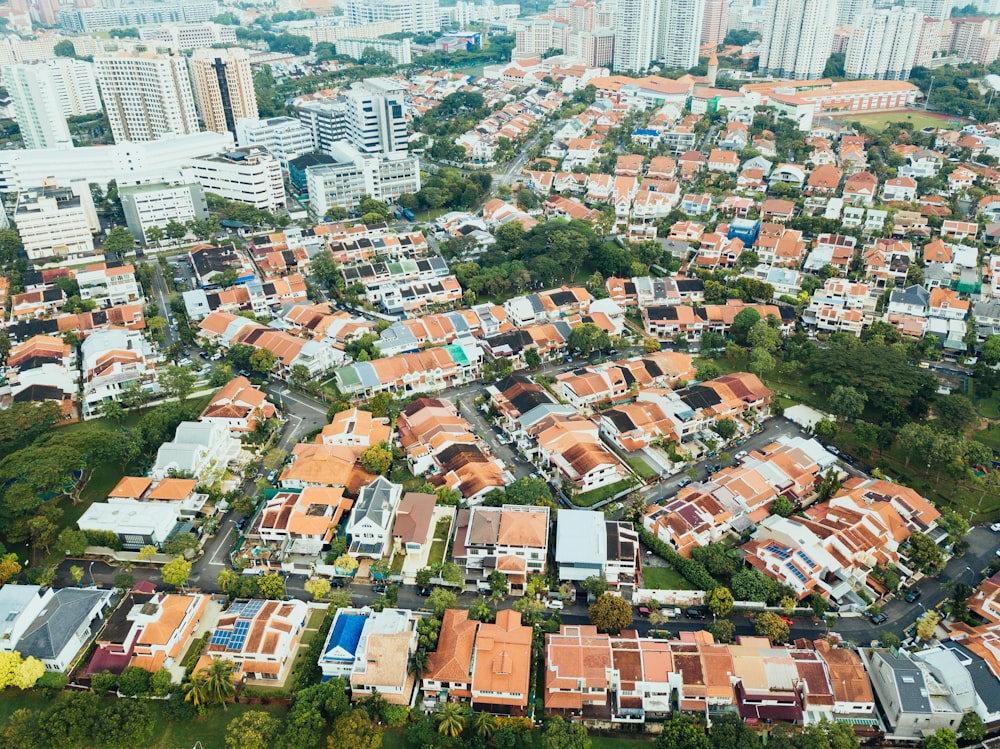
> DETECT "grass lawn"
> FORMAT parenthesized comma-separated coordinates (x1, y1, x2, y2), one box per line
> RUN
(974, 425, 1000, 451)
(576, 479, 634, 507)
(590, 736, 657, 749)
(433, 516, 451, 540)
(305, 607, 327, 630)
(0, 689, 287, 749)
(381, 728, 407, 749)
(829, 110, 962, 131)
(626, 455, 659, 481)
(643, 566, 694, 590)
(977, 397, 1000, 419)
(390, 553, 406, 574)
(428, 539, 446, 566)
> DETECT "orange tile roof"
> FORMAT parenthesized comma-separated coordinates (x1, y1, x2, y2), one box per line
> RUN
(147, 478, 198, 501)
(109, 476, 152, 499)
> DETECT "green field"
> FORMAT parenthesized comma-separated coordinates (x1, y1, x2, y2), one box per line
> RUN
(576, 479, 634, 507)
(626, 455, 659, 481)
(829, 110, 961, 131)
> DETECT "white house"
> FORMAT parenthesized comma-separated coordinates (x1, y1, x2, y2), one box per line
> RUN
(346, 477, 403, 559)
(1, 585, 112, 671)
(77, 499, 179, 550)
(555, 509, 639, 589)
(150, 421, 241, 482)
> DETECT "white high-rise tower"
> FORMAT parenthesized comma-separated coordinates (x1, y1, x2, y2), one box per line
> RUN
(656, 0, 705, 69)
(845, 7, 922, 80)
(613, 0, 659, 72)
(759, 0, 839, 80)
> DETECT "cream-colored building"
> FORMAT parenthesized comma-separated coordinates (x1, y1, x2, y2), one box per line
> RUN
(189, 48, 258, 138)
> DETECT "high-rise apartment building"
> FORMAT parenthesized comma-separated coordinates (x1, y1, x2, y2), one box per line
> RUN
(702, 0, 729, 48)
(346, 0, 440, 35)
(568, 30, 616, 67)
(613, 0, 659, 72)
(61, 1, 218, 33)
(902, 0, 954, 22)
(307, 143, 420, 215)
(181, 147, 285, 211)
(914, 16, 946, 67)
(656, 0, 705, 69)
(759, 0, 838, 80)
(235, 117, 314, 166)
(96, 53, 199, 144)
(836, 0, 874, 27)
(4, 58, 102, 149)
(142, 23, 239, 52)
(846, 7, 922, 80)
(15, 181, 100, 263)
(297, 100, 351, 155)
(949, 16, 1000, 65)
(345, 78, 409, 158)
(189, 48, 258, 138)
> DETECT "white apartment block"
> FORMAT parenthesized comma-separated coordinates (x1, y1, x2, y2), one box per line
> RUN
(657, 0, 704, 70)
(846, 8, 922, 80)
(95, 53, 200, 144)
(569, 30, 616, 68)
(81, 328, 157, 417)
(613, 0, 658, 72)
(346, 0, 441, 34)
(345, 78, 410, 158)
(140, 23, 239, 50)
(514, 19, 570, 59)
(300, 19, 403, 45)
(236, 116, 313, 166)
(297, 100, 350, 155)
(182, 146, 285, 211)
(60, 1, 219, 32)
(837, 0, 874, 26)
(449, 1, 520, 27)
(14, 182, 99, 262)
(902, 0, 954, 21)
(335, 38, 413, 66)
(307, 143, 420, 216)
(4, 57, 101, 150)
(0, 131, 234, 192)
(759, 0, 838, 80)
(119, 182, 209, 244)
(4, 63, 72, 150)
(76, 263, 143, 308)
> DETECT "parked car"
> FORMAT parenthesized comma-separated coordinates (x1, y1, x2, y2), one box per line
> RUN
(677, 478, 692, 488)
(372, 584, 387, 594)
(870, 613, 889, 625)
(329, 578, 345, 588)
(904, 589, 922, 603)
(267, 470, 278, 483)
(685, 608, 707, 620)
(638, 607, 651, 617)
(991, 522, 1000, 532)
(416, 587, 432, 597)
(734, 451, 748, 461)
(780, 616, 794, 626)
(545, 599, 564, 610)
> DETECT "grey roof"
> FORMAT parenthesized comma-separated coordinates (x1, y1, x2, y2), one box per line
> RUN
(923, 263, 952, 284)
(377, 321, 419, 351)
(889, 285, 930, 307)
(974, 299, 1000, 320)
(874, 650, 931, 714)
(355, 361, 381, 389)
(353, 476, 400, 529)
(0, 584, 42, 638)
(17, 588, 109, 661)
(941, 641, 1000, 712)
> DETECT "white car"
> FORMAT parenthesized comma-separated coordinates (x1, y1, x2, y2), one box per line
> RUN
(734, 450, 748, 461)
(545, 599, 564, 610)
(991, 522, 1000, 532)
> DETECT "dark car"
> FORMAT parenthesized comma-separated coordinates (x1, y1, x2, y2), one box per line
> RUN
(904, 589, 922, 603)
(372, 583, 388, 594)
(677, 478, 692, 488)
(330, 578, 345, 588)
(870, 613, 889, 625)
(416, 587, 432, 597)
(685, 608, 707, 620)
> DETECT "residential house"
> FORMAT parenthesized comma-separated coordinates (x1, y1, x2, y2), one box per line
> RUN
(254, 486, 353, 558)
(760, 199, 795, 222)
(470, 610, 532, 714)
(555, 509, 639, 589)
(421, 608, 479, 706)
(198, 376, 275, 434)
(0, 585, 112, 672)
(150, 421, 241, 482)
(391, 492, 436, 557)
(883, 177, 917, 203)
(318, 407, 392, 449)
(77, 499, 179, 550)
(345, 477, 402, 559)
(452, 504, 550, 594)
(204, 598, 308, 681)
(842, 172, 879, 205)
(806, 165, 842, 196)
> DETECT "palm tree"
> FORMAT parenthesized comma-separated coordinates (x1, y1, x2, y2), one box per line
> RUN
(435, 702, 469, 738)
(185, 658, 236, 708)
(408, 648, 428, 679)
(473, 711, 497, 739)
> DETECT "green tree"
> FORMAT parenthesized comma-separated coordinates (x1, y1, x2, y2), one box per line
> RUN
(917, 610, 940, 641)
(304, 577, 331, 601)
(97, 700, 156, 749)
(567, 322, 610, 357)
(184, 658, 236, 707)
(906, 531, 944, 574)
(145, 225, 164, 246)
(656, 715, 711, 749)
(921, 728, 959, 749)
(473, 711, 498, 739)
(488, 569, 509, 600)
(225, 710, 281, 749)
(525, 347, 542, 369)
(589, 592, 632, 633)
(730, 308, 761, 346)
(258, 573, 285, 599)
(813, 419, 838, 442)
(158, 365, 197, 401)
(958, 712, 986, 743)
(706, 587, 734, 617)
(359, 444, 393, 475)
(713, 418, 737, 441)
(102, 226, 136, 255)
(708, 618, 736, 643)
(829, 385, 867, 425)
(165, 220, 187, 240)
(98, 399, 126, 424)
(933, 394, 978, 434)
(249, 347, 278, 373)
(542, 716, 591, 749)
(70, 565, 83, 586)
(161, 557, 192, 590)
(427, 588, 459, 617)
(772, 496, 794, 517)
(57, 528, 89, 557)
(754, 612, 790, 644)
(54, 39, 76, 57)
(328, 709, 383, 749)
(434, 702, 469, 738)
(709, 712, 762, 749)
(117, 665, 152, 696)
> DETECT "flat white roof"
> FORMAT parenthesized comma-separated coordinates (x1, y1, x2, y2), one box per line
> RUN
(555, 509, 606, 566)
(77, 499, 177, 537)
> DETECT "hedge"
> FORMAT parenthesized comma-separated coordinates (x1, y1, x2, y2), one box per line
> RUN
(638, 528, 719, 591)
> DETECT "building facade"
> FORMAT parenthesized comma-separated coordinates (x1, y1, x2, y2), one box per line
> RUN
(189, 47, 258, 138)
(119, 182, 209, 244)
(182, 146, 285, 211)
(759, 0, 838, 79)
(846, 8, 922, 80)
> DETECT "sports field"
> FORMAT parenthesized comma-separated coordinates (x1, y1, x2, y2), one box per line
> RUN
(829, 109, 963, 131)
